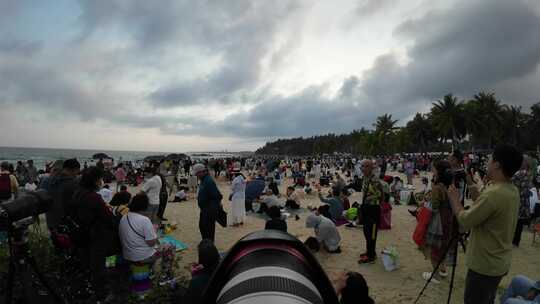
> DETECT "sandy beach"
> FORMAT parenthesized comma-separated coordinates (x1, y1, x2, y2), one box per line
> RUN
(129, 170, 539, 303)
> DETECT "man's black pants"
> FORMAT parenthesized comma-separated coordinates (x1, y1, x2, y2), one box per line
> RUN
(362, 204, 381, 259)
(464, 269, 503, 304)
(199, 209, 217, 242)
(157, 198, 168, 219)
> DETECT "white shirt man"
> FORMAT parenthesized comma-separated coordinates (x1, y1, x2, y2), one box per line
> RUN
(142, 174, 162, 206)
(119, 212, 157, 262)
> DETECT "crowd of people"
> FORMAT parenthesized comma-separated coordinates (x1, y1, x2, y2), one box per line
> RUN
(0, 144, 539, 303)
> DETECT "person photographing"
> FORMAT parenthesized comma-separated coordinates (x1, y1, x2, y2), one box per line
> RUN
(448, 144, 523, 304)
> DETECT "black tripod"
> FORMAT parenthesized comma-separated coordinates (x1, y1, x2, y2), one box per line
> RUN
(4, 224, 65, 304)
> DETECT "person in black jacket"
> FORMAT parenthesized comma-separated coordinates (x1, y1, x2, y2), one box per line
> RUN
(69, 166, 116, 301)
(265, 205, 287, 232)
(194, 164, 223, 242)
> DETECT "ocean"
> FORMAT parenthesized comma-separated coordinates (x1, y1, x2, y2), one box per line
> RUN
(0, 146, 240, 170)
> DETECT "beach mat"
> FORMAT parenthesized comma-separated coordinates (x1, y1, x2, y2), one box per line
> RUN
(159, 235, 188, 251)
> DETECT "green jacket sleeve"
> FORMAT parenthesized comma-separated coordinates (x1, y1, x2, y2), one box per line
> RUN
(456, 190, 495, 230)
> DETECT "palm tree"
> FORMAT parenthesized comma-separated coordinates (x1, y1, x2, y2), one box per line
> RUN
(470, 92, 504, 148)
(501, 105, 524, 146)
(373, 114, 398, 154)
(429, 94, 465, 149)
(406, 113, 434, 152)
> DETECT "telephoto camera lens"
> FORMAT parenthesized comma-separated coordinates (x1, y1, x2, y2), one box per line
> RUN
(203, 230, 339, 304)
(0, 190, 52, 230)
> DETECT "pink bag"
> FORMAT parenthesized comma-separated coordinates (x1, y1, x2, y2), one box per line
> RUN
(380, 202, 392, 230)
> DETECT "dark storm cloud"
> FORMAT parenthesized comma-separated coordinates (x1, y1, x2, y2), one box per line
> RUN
(361, 0, 540, 107)
(76, 0, 300, 107)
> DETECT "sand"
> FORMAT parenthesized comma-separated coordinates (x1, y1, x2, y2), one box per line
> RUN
(130, 171, 540, 303)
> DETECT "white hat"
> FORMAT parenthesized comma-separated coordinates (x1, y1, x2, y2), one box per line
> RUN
(192, 163, 206, 175)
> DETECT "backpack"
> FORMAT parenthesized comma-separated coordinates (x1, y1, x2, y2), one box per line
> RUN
(0, 174, 12, 201)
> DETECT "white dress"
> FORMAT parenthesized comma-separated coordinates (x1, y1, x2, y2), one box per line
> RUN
(231, 175, 246, 224)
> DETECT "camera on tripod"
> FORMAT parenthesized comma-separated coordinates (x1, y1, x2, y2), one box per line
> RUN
(0, 190, 52, 232)
(0, 190, 66, 304)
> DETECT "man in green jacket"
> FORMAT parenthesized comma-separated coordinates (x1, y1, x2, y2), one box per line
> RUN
(448, 144, 523, 304)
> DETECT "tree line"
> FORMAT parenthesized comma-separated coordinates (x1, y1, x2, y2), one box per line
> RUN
(255, 92, 540, 156)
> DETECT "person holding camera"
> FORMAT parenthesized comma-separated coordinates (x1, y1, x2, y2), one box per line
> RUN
(421, 160, 455, 283)
(448, 144, 523, 304)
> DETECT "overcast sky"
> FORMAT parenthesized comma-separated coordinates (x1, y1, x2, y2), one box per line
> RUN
(1, 0, 540, 152)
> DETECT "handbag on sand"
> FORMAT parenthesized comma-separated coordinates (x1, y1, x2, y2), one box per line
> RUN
(413, 205, 432, 247)
(216, 206, 227, 228)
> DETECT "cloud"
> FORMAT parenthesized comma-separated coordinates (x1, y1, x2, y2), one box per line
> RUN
(360, 0, 540, 107)
(2, 0, 540, 151)
(75, 0, 301, 107)
(355, 0, 395, 17)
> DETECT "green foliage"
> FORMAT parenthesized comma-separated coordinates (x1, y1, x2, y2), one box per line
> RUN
(0, 224, 189, 303)
(255, 92, 540, 155)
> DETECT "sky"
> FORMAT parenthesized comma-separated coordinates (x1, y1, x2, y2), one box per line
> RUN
(1, 0, 540, 152)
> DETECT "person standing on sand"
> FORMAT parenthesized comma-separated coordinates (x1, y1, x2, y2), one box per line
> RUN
(448, 144, 522, 304)
(114, 163, 127, 192)
(358, 159, 383, 264)
(194, 163, 223, 242)
(139, 166, 162, 223)
(230, 172, 246, 227)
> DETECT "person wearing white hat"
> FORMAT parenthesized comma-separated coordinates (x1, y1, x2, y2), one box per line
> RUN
(194, 163, 223, 242)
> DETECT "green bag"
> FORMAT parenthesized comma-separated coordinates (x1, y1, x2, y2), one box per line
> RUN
(345, 207, 358, 221)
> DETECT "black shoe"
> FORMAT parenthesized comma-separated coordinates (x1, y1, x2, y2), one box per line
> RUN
(408, 210, 417, 217)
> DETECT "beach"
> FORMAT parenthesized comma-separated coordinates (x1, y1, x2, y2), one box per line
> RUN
(128, 170, 540, 303)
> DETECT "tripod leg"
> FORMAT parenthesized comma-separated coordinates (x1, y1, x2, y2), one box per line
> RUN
(446, 239, 459, 304)
(26, 255, 65, 304)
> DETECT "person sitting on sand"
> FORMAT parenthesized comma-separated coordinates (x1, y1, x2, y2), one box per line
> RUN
(185, 239, 221, 304)
(500, 274, 540, 303)
(257, 188, 283, 214)
(285, 186, 301, 209)
(317, 186, 345, 222)
(305, 213, 341, 254)
(265, 205, 287, 232)
(334, 271, 374, 304)
(119, 193, 159, 264)
(110, 184, 132, 206)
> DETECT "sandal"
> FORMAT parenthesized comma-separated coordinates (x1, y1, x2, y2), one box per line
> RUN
(422, 272, 440, 284)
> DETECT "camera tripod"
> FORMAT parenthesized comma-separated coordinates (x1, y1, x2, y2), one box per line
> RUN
(4, 224, 66, 304)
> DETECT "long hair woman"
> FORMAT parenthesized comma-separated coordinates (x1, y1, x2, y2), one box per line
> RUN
(422, 159, 456, 283)
(70, 166, 116, 301)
